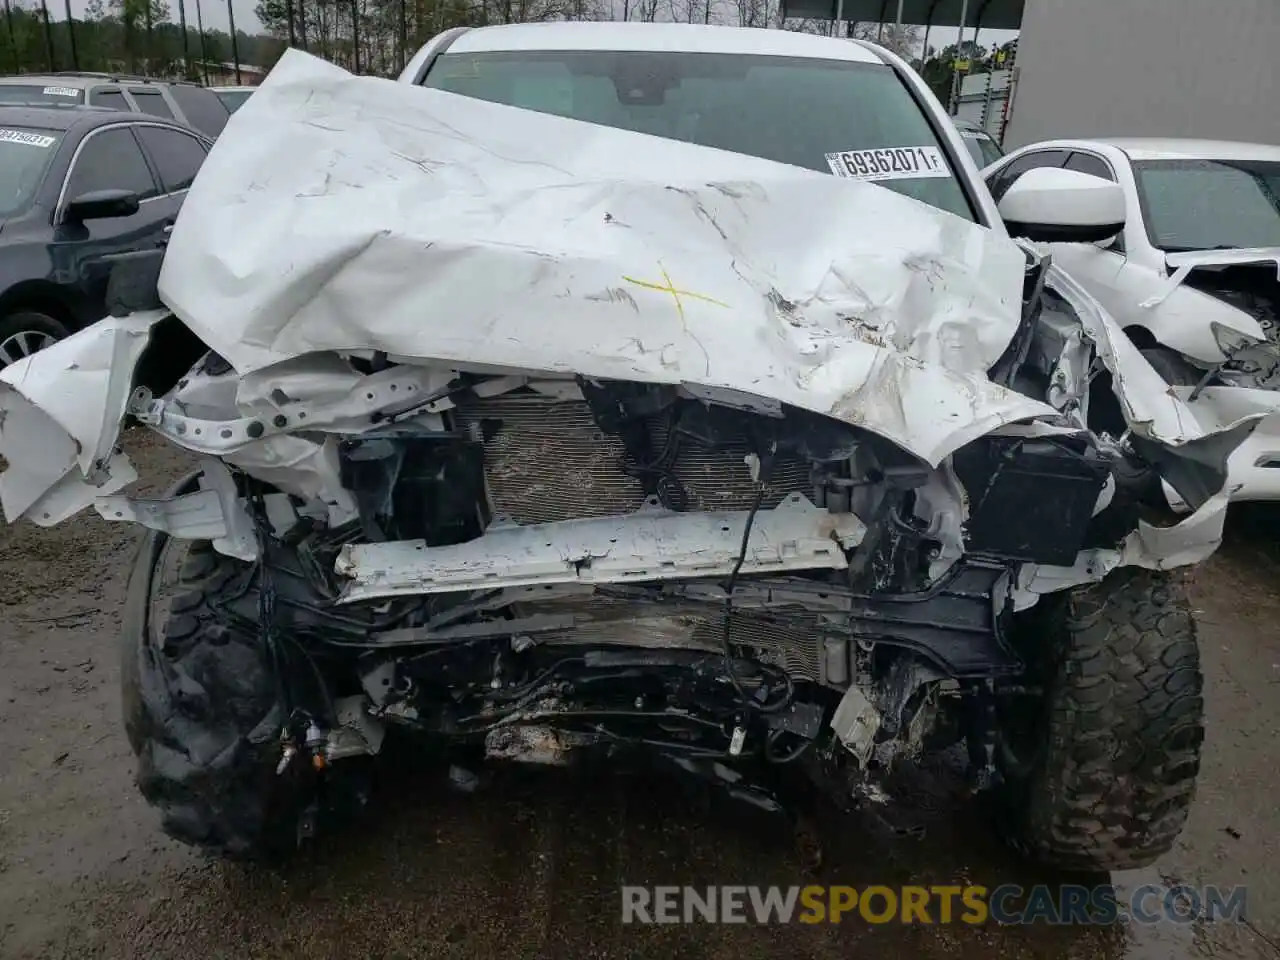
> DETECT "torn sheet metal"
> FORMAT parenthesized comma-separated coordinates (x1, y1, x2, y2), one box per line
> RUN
(0, 311, 165, 524)
(1044, 265, 1266, 450)
(1142, 247, 1280, 310)
(158, 49, 1045, 468)
(1161, 386, 1280, 505)
(95, 458, 259, 560)
(335, 493, 864, 603)
(1012, 488, 1232, 609)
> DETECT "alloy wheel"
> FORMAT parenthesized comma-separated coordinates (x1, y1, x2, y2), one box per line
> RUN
(0, 329, 57, 368)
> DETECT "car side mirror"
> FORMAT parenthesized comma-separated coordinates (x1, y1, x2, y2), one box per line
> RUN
(997, 167, 1126, 244)
(64, 188, 140, 223)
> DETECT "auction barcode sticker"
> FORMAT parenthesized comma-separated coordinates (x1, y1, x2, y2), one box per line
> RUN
(42, 86, 80, 97)
(825, 146, 950, 182)
(0, 129, 55, 148)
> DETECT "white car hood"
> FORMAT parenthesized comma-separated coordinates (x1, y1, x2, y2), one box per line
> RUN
(154, 49, 1044, 469)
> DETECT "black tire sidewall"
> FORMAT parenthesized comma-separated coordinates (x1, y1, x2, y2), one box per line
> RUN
(997, 568, 1204, 871)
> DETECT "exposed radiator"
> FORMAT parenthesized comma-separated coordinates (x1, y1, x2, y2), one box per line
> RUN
(451, 394, 812, 524)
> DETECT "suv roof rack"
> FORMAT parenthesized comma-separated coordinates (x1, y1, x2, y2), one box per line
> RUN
(42, 71, 202, 88)
(0, 100, 101, 109)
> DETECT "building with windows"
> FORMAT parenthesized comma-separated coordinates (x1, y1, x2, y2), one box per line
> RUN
(779, 0, 1280, 149)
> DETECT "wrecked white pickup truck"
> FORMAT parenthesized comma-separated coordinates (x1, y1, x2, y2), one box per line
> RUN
(0, 30, 1262, 869)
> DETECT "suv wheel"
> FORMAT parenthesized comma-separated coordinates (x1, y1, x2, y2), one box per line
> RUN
(0, 310, 68, 368)
(123, 521, 303, 860)
(997, 567, 1204, 870)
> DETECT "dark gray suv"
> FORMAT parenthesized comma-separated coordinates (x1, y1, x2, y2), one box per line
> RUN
(0, 73, 230, 138)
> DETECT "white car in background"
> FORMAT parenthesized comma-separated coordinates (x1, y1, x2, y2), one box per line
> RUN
(983, 138, 1280, 504)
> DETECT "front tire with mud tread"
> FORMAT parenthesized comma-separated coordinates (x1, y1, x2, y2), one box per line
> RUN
(122, 536, 300, 861)
(1001, 567, 1204, 871)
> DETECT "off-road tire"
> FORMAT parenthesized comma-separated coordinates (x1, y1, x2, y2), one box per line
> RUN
(999, 567, 1204, 871)
(122, 530, 303, 861)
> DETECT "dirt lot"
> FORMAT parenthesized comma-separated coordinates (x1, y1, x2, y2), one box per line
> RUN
(2, 431, 1279, 960)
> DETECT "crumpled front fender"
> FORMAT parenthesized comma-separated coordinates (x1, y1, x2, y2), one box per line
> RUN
(0, 311, 166, 525)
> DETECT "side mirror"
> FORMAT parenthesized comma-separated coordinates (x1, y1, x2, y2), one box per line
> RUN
(997, 167, 1126, 244)
(64, 188, 140, 223)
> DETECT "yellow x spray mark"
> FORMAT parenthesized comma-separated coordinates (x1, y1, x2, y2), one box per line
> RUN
(623, 264, 729, 328)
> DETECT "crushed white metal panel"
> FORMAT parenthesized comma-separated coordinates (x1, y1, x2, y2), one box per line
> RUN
(1043, 264, 1265, 448)
(830, 684, 881, 764)
(0, 311, 164, 525)
(336, 494, 864, 602)
(0, 310, 164, 474)
(95, 458, 259, 560)
(0, 53, 1262, 592)
(158, 49, 1047, 468)
(1142, 249, 1280, 312)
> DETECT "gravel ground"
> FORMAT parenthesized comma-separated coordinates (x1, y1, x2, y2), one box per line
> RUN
(1, 430, 1279, 960)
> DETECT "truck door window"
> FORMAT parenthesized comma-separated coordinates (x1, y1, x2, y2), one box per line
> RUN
(1064, 151, 1115, 182)
(986, 149, 1070, 202)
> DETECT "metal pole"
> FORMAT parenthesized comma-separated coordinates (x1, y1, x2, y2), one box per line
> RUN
(63, 0, 78, 69)
(351, 0, 359, 72)
(921, 0, 939, 64)
(144, 0, 152, 75)
(948, 0, 968, 113)
(177, 0, 190, 78)
(973, 0, 992, 55)
(194, 0, 209, 83)
(398, 0, 407, 71)
(895, 0, 902, 23)
(875, 0, 885, 40)
(39, 0, 54, 70)
(832, 0, 843, 38)
(3, 0, 13, 73)
(226, 0, 240, 82)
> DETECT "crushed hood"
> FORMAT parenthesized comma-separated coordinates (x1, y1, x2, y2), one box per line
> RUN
(156, 49, 1047, 468)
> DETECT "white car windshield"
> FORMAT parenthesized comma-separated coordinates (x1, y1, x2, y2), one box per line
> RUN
(1133, 158, 1280, 252)
(422, 50, 974, 221)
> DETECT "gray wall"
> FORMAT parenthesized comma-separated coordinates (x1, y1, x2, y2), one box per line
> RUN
(1004, 0, 1280, 148)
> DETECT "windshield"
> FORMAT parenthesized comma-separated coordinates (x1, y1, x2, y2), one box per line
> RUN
(0, 126, 61, 216)
(1133, 158, 1280, 252)
(422, 50, 974, 221)
(962, 131, 1003, 168)
(0, 83, 84, 105)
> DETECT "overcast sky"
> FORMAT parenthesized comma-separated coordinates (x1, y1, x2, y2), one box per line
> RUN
(32, 0, 1016, 59)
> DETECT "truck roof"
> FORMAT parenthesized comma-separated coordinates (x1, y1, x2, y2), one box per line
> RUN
(447, 22, 886, 64)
